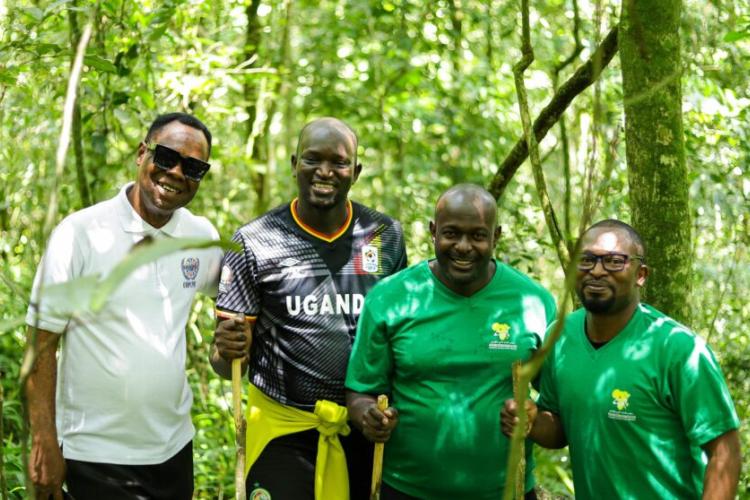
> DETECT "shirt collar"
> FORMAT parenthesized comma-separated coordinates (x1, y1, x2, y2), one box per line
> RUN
(116, 182, 184, 237)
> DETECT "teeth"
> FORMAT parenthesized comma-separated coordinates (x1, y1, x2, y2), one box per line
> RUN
(159, 182, 179, 193)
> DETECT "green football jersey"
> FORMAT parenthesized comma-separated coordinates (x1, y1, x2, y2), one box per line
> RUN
(537, 304, 740, 499)
(346, 260, 556, 499)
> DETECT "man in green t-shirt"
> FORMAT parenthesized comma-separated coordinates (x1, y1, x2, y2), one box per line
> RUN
(346, 184, 556, 499)
(502, 219, 741, 499)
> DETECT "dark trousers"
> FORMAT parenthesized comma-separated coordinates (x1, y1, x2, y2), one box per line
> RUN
(64, 441, 193, 500)
(381, 481, 539, 499)
(245, 427, 374, 500)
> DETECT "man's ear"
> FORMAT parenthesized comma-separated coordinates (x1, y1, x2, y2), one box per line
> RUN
(290, 155, 297, 177)
(636, 264, 649, 287)
(352, 162, 362, 184)
(429, 220, 436, 241)
(493, 225, 502, 243)
(136, 142, 147, 166)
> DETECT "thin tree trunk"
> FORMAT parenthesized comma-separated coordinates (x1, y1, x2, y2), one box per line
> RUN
(68, 4, 92, 207)
(621, 0, 691, 324)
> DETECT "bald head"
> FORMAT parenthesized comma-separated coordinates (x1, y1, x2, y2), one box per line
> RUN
(296, 117, 358, 160)
(435, 184, 498, 228)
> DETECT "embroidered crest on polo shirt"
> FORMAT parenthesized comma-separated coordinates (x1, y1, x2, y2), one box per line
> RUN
(181, 257, 199, 288)
(488, 322, 517, 350)
(608, 388, 636, 421)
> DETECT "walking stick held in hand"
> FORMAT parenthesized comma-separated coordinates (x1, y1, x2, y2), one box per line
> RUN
(232, 313, 248, 500)
(512, 361, 526, 499)
(370, 394, 389, 500)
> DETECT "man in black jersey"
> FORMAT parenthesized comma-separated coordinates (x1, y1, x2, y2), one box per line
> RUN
(210, 117, 407, 499)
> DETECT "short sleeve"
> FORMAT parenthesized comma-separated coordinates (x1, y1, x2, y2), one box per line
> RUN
(536, 323, 560, 414)
(25, 219, 83, 333)
(345, 294, 393, 395)
(215, 231, 260, 316)
(198, 223, 223, 297)
(665, 332, 740, 446)
(393, 222, 408, 273)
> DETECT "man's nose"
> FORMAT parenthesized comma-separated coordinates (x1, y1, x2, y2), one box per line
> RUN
(455, 235, 472, 252)
(317, 161, 335, 177)
(163, 162, 186, 179)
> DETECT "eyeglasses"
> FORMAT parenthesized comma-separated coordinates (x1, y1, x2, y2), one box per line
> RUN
(577, 252, 644, 272)
(146, 143, 211, 182)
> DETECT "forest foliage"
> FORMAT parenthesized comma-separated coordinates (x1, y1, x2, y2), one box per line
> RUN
(1, 0, 749, 497)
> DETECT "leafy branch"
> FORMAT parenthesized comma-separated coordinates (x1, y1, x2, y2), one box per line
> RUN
(490, 26, 619, 201)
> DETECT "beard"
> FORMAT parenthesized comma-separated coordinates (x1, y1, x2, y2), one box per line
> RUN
(578, 291, 616, 313)
(576, 286, 632, 315)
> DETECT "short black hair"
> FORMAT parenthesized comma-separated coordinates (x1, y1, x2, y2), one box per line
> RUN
(585, 219, 646, 260)
(144, 112, 212, 154)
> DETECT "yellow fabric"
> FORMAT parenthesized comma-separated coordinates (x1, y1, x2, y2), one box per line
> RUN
(244, 384, 351, 500)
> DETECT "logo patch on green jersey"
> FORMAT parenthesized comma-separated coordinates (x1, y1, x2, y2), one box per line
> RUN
(488, 322, 517, 350)
(249, 485, 272, 500)
(608, 388, 636, 421)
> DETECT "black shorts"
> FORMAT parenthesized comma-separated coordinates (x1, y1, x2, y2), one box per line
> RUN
(64, 441, 193, 500)
(245, 427, 373, 500)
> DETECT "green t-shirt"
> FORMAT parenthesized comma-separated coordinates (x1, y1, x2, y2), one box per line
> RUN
(537, 303, 740, 500)
(345, 260, 556, 499)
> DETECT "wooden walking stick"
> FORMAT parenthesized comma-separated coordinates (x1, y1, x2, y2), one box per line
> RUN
(232, 357, 246, 500)
(370, 394, 389, 500)
(231, 312, 248, 500)
(512, 361, 526, 499)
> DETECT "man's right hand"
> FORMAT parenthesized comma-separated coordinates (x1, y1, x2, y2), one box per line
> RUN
(214, 316, 252, 362)
(500, 398, 538, 438)
(359, 401, 399, 443)
(29, 435, 65, 500)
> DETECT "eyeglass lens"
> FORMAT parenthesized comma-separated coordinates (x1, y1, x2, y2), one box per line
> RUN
(579, 254, 628, 271)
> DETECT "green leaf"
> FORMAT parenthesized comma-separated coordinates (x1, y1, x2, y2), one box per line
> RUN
(0, 72, 17, 85)
(43, 0, 74, 16)
(35, 43, 62, 55)
(23, 7, 44, 22)
(84, 56, 118, 74)
(0, 316, 26, 335)
(90, 237, 240, 311)
(724, 31, 750, 42)
(36, 274, 100, 317)
(136, 89, 156, 109)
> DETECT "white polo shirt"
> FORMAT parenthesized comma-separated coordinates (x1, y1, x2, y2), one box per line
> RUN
(26, 183, 222, 464)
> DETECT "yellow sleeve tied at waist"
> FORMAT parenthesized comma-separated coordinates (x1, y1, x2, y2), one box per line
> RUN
(244, 384, 352, 500)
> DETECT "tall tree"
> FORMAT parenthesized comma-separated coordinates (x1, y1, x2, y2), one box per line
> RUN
(620, 0, 692, 324)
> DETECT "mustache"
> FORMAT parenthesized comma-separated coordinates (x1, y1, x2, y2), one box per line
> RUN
(582, 279, 612, 289)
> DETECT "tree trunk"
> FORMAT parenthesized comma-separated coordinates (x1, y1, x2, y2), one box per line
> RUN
(68, 3, 92, 208)
(621, 0, 691, 324)
(243, 0, 265, 210)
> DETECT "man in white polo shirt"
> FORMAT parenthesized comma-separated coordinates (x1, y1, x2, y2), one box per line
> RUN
(25, 113, 222, 500)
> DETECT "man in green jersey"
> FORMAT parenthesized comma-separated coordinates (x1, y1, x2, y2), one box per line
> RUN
(502, 219, 741, 499)
(346, 184, 556, 499)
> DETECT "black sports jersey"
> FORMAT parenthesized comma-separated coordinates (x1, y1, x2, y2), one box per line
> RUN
(216, 199, 407, 409)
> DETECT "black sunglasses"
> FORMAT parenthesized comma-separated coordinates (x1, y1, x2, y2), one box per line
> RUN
(146, 143, 211, 182)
